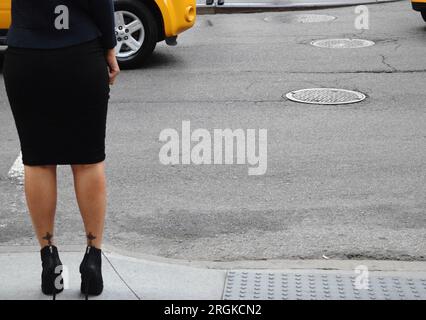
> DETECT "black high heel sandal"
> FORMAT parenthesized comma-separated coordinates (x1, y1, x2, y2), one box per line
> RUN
(40, 245, 64, 300)
(80, 246, 103, 300)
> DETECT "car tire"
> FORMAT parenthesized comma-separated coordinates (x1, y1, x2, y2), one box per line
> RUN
(422, 10, 426, 22)
(114, 0, 158, 69)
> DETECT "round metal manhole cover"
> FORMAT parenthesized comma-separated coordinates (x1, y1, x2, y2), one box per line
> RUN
(294, 14, 336, 23)
(264, 14, 336, 24)
(311, 38, 375, 49)
(285, 88, 366, 105)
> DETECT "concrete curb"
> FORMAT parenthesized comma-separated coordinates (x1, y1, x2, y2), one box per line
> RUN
(196, 0, 403, 14)
(2, 244, 426, 272)
(100, 244, 426, 272)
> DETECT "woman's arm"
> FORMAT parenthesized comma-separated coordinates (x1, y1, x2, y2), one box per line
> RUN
(88, 0, 117, 49)
(88, 0, 120, 84)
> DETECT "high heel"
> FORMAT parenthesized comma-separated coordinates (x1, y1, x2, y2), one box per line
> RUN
(80, 246, 103, 299)
(84, 276, 91, 300)
(40, 245, 64, 299)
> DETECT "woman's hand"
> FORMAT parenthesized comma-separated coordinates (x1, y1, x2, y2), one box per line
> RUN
(105, 48, 120, 85)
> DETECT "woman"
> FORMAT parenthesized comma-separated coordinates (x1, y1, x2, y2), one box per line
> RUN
(3, 0, 120, 298)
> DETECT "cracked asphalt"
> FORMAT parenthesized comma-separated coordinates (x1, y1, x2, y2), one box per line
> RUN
(0, 1, 425, 262)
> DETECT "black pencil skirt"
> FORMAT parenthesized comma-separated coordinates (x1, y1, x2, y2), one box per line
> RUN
(3, 38, 110, 166)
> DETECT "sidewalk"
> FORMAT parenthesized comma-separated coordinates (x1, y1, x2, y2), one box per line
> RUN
(0, 246, 225, 300)
(1, 246, 425, 300)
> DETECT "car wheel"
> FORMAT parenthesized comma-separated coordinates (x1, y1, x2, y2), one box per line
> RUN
(114, 0, 158, 69)
(422, 10, 426, 22)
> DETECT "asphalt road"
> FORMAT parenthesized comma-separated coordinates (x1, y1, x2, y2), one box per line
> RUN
(0, 1, 425, 262)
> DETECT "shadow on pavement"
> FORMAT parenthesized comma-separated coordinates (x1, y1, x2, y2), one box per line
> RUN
(136, 51, 183, 70)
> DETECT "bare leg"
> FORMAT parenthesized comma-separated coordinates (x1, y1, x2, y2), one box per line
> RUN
(24, 165, 57, 248)
(71, 162, 106, 249)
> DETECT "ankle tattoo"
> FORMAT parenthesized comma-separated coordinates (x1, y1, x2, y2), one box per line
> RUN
(42, 232, 53, 246)
(87, 232, 97, 246)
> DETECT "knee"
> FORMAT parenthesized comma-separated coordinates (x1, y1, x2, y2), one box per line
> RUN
(72, 164, 94, 170)
(71, 162, 104, 173)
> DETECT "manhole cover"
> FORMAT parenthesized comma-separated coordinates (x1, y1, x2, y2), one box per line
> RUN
(286, 88, 366, 105)
(295, 14, 336, 23)
(264, 14, 336, 24)
(311, 38, 375, 49)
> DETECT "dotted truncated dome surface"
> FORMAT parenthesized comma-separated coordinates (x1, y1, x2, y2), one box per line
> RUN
(311, 38, 375, 48)
(223, 271, 426, 300)
(286, 88, 366, 105)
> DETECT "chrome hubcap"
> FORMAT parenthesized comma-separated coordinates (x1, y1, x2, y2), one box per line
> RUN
(114, 10, 145, 58)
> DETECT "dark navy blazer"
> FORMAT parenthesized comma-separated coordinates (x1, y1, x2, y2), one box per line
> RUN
(7, 0, 117, 49)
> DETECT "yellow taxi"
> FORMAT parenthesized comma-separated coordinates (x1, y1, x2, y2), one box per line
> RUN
(412, 0, 426, 21)
(0, 0, 196, 68)
(0, 0, 9, 47)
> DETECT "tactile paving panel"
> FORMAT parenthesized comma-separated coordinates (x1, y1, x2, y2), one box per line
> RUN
(223, 271, 426, 300)
(286, 88, 366, 105)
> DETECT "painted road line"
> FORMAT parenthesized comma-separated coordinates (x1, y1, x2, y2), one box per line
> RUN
(8, 152, 24, 182)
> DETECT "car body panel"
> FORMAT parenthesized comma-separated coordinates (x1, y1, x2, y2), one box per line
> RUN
(154, 0, 196, 37)
(412, 0, 426, 11)
(0, 0, 11, 29)
(0, 0, 10, 46)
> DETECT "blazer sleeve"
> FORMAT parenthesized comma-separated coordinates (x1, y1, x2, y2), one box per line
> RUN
(88, 0, 117, 49)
